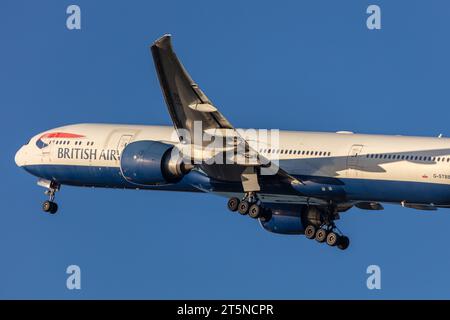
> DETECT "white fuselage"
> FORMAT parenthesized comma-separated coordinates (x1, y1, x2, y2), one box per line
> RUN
(15, 123, 450, 207)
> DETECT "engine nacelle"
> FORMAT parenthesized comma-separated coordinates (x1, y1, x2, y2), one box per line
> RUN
(260, 205, 324, 235)
(120, 140, 192, 186)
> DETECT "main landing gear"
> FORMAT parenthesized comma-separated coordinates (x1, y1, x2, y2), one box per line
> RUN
(41, 181, 60, 214)
(304, 204, 350, 250)
(227, 193, 272, 222)
(304, 224, 349, 250)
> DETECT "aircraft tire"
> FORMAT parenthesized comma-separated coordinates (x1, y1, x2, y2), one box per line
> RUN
(238, 201, 250, 215)
(337, 236, 350, 250)
(49, 202, 58, 214)
(315, 228, 328, 243)
(304, 225, 316, 239)
(227, 197, 240, 212)
(43, 201, 58, 214)
(248, 204, 261, 219)
(326, 231, 339, 246)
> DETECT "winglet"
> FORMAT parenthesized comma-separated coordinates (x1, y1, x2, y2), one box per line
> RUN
(152, 34, 172, 48)
(150, 34, 233, 133)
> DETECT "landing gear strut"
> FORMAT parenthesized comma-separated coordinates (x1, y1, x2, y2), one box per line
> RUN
(305, 203, 350, 250)
(41, 181, 60, 214)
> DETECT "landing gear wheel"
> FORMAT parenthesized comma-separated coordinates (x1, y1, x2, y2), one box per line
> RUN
(326, 231, 339, 246)
(43, 201, 52, 212)
(304, 225, 317, 239)
(248, 204, 261, 219)
(315, 228, 328, 243)
(227, 198, 239, 212)
(43, 201, 58, 214)
(337, 236, 350, 250)
(49, 202, 58, 214)
(259, 209, 272, 222)
(238, 201, 250, 215)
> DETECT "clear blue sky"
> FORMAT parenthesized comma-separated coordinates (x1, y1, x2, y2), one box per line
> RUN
(1, 0, 450, 299)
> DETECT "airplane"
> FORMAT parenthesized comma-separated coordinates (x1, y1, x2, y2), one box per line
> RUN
(15, 34, 450, 250)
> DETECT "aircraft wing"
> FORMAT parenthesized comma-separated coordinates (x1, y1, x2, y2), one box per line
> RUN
(150, 34, 302, 194)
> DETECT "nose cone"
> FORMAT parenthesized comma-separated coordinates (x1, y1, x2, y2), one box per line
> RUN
(15, 146, 26, 167)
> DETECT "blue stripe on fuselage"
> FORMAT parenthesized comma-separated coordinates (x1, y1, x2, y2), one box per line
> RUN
(22, 164, 201, 192)
(21, 164, 450, 205)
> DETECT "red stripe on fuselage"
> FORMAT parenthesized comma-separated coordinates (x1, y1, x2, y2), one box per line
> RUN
(40, 132, 85, 139)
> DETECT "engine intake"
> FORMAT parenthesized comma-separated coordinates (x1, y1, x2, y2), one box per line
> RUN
(120, 140, 192, 185)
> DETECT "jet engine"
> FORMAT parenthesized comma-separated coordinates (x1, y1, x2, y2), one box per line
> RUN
(260, 204, 324, 235)
(120, 140, 192, 185)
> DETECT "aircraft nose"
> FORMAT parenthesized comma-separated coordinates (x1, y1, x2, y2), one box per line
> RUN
(15, 145, 26, 167)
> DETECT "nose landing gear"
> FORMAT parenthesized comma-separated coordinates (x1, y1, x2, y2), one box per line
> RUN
(39, 180, 60, 214)
(43, 200, 58, 214)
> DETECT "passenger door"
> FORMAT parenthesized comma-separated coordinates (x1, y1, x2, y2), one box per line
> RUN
(41, 139, 53, 163)
(347, 144, 364, 177)
(117, 135, 133, 154)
